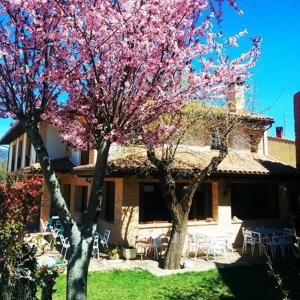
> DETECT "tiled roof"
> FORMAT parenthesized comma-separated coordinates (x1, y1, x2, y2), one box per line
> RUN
(74, 146, 299, 176)
(17, 157, 74, 173)
(268, 136, 295, 145)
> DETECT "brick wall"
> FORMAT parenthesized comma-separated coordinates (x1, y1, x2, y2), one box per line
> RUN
(40, 173, 287, 248)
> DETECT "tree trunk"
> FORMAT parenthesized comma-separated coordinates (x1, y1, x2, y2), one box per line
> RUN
(66, 234, 93, 300)
(163, 213, 188, 269)
(83, 139, 110, 228)
(25, 122, 89, 299)
(24, 122, 74, 234)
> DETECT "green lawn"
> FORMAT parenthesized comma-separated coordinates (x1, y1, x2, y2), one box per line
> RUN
(52, 263, 300, 300)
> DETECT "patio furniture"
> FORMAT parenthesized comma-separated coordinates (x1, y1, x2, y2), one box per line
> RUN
(282, 228, 295, 254)
(188, 233, 209, 258)
(191, 231, 231, 261)
(135, 234, 153, 260)
(92, 234, 100, 259)
(262, 232, 285, 257)
(49, 226, 61, 240)
(224, 232, 234, 253)
(242, 227, 262, 256)
(249, 227, 287, 257)
(59, 234, 70, 260)
(50, 216, 60, 229)
(152, 234, 169, 260)
(210, 236, 228, 261)
(99, 229, 110, 251)
(41, 220, 50, 234)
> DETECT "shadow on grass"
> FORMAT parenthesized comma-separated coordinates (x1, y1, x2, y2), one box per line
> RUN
(162, 259, 300, 300)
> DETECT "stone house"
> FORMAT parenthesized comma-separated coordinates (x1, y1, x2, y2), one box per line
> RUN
(1, 86, 300, 246)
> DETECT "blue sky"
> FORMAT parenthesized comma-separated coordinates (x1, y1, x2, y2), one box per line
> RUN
(0, 0, 299, 141)
(221, 0, 300, 140)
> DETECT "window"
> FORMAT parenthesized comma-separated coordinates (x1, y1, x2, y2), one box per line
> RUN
(80, 150, 89, 165)
(139, 183, 170, 222)
(231, 183, 279, 219)
(63, 184, 71, 210)
(25, 138, 31, 166)
(211, 128, 220, 150)
(139, 183, 212, 223)
(176, 183, 212, 220)
(101, 181, 115, 222)
(11, 144, 16, 171)
(17, 140, 23, 169)
(74, 186, 88, 212)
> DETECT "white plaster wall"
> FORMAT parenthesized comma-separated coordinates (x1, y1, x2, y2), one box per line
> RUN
(71, 150, 79, 166)
(45, 125, 66, 159)
(263, 130, 268, 156)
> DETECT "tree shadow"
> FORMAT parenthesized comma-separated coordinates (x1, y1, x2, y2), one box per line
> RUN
(160, 258, 300, 300)
(215, 258, 300, 300)
(122, 206, 134, 247)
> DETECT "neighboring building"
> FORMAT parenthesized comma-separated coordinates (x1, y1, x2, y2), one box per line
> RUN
(1, 85, 299, 246)
(268, 127, 296, 167)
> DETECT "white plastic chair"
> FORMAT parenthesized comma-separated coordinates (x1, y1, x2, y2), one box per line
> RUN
(211, 236, 228, 261)
(242, 228, 261, 256)
(59, 234, 70, 260)
(135, 234, 153, 260)
(152, 234, 169, 260)
(263, 233, 285, 257)
(281, 228, 294, 254)
(50, 226, 61, 240)
(41, 220, 50, 234)
(99, 229, 110, 251)
(225, 232, 234, 253)
(92, 235, 100, 259)
(188, 233, 209, 258)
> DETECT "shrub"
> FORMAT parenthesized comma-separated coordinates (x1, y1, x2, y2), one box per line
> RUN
(0, 175, 43, 299)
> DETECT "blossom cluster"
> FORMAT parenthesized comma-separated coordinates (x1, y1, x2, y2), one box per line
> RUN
(0, 0, 261, 150)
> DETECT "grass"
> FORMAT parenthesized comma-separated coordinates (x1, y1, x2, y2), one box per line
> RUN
(52, 262, 300, 300)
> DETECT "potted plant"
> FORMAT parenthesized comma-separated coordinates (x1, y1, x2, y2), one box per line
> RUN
(122, 246, 137, 260)
(107, 246, 120, 260)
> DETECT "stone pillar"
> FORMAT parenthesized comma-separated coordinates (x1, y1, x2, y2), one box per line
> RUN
(121, 176, 139, 246)
(212, 181, 219, 221)
(114, 178, 123, 225)
(217, 180, 232, 224)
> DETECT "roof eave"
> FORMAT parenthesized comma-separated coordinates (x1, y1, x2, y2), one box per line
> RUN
(0, 121, 26, 145)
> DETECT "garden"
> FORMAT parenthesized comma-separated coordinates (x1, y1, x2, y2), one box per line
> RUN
(51, 263, 300, 300)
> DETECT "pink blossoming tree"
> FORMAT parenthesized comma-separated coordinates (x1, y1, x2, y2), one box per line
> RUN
(0, 0, 260, 298)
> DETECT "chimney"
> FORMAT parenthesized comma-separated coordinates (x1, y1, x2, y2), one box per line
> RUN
(294, 92, 300, 169)
(276, 126, 284, 139)
(228, 82, 245, 113)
